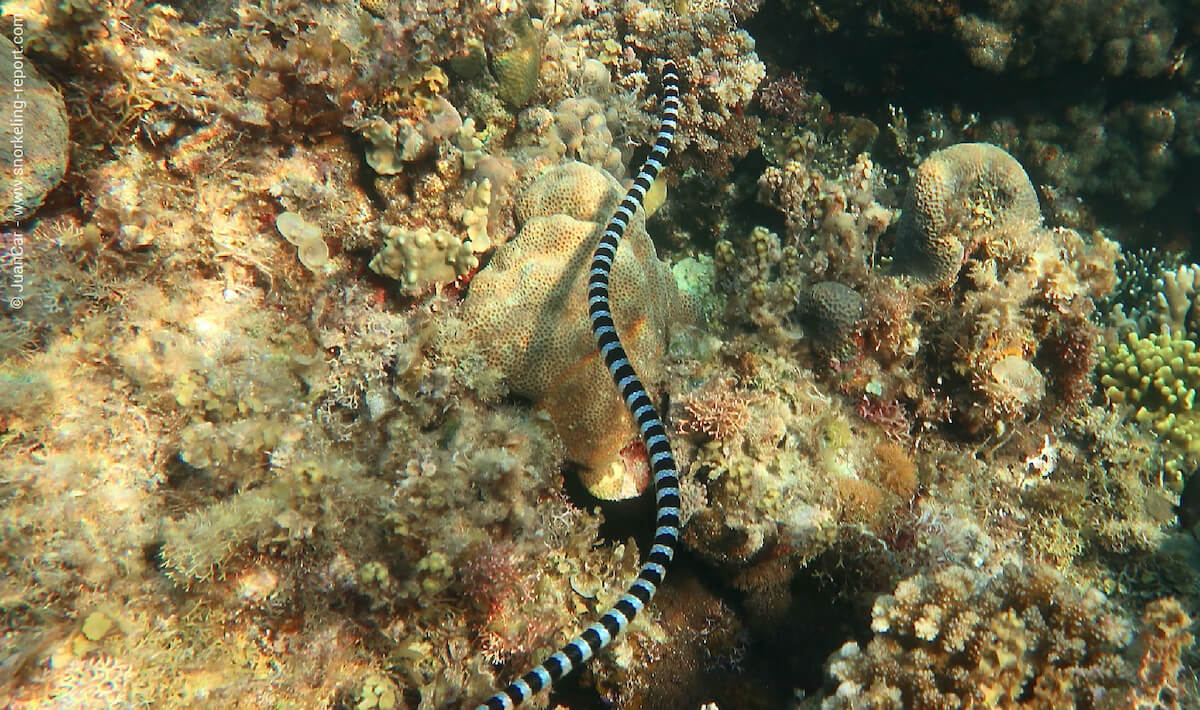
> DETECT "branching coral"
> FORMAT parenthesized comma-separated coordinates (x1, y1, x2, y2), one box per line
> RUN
(1098, 262, 1200, 489)
(1099, 330, 1200, 490)
(714, 225, 804, 332)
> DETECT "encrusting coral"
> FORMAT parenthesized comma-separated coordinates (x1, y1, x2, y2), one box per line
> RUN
(456, 161, 689, 500)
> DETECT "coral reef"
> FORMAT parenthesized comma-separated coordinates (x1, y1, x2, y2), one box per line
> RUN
(2, 0, 1198, 708)
(456, 161, 687, 500)
(603, 0, 766, 176)
(883, 144, 1113, 431)
(823, 560, 1193, 710)
(756, 147, 895, 288)
(740, 140, 1115, 434)
(759, 0, 1199, 221)
(948, 2, 1179, 79)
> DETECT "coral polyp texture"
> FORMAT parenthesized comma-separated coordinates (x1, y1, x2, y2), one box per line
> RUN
(795, 281, 865, 360)
(895, 142, 1041, 284)
(1100, 332, 1200, 481)
(459, 161, 686, 500)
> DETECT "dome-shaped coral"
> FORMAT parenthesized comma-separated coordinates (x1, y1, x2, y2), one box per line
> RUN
(459, 161, 686, 499)
(795, 281, 865, 360)
(896, 143, 1041, 283)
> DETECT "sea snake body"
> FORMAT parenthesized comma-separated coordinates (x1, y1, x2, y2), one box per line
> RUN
(475, 60, 683, 710)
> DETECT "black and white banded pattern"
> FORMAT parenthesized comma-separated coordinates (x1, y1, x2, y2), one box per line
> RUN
(475, 60, 682, 710)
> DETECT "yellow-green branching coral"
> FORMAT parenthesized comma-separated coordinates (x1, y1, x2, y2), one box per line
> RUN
(1099, 330, 1200, 488)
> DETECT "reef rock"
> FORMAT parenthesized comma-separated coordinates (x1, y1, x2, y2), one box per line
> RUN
(0, 36, 68, 224)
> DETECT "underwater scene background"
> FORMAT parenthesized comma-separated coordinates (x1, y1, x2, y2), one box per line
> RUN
(1, 0, 1199, 707)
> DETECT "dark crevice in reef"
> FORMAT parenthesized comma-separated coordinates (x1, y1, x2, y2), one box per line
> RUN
(570, 470, 870, 707)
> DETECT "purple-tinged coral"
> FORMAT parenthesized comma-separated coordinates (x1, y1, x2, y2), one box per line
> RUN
(796, 281, 865, 361)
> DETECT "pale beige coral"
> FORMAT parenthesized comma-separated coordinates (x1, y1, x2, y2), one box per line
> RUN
(358, 97, 464, 175)
(458, 161, 684, 499)
(1149, 265, 1200, 337)
(369, 225, 479, 296)
(896, 143, 1041, 283)
(542, 96, 626, 176)
(461, 179, 493, 251)
(275, 211, 331, 273)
